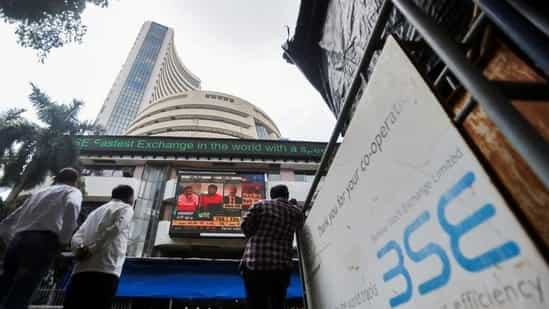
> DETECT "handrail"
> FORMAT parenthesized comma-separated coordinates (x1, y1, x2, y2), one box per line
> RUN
(474, 0, 549, 76)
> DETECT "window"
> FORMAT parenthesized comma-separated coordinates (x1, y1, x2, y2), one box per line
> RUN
(105, 24, 168, 135)
(255, 123, 270, 139)
(205, 94, 235, 103)
(294, 171, 315, 182)
(82, 167, 135, 178)
(268, 173, 281, 181)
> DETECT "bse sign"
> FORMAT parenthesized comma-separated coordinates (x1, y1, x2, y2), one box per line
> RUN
(299, 36, 548, 309)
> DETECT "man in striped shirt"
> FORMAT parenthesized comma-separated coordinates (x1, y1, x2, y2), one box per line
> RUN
(240, 185, 304, 309)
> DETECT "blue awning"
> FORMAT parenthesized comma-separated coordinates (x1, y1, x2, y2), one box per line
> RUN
(116, 258, 303, 300)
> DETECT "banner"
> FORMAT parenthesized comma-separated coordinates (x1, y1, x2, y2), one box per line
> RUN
(74, 136, 326, 160)
(300, 36, 549, 309)
(170, 173, 265, 236)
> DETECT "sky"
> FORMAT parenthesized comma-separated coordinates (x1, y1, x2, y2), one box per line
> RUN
(0, 0, 336, 142)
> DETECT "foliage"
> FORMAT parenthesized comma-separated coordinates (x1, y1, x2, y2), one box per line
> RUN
(0, 0, 111, 61)
(0, 83, 103, 205)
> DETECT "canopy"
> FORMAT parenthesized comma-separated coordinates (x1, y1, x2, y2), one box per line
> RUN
(116, 258, 303, 300)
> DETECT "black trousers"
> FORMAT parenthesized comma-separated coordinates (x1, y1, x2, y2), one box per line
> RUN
(242, 268, 291, 309)
(0, 231, 60, 309)
(63, 271, 119, 309)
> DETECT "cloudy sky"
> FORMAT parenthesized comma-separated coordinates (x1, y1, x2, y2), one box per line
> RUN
(0, 0, 335, 141)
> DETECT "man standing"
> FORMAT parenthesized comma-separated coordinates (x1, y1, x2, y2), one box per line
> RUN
(63, 185, 135, 309)
(240, 185, 304, 309)
(0, 168, 82, 309)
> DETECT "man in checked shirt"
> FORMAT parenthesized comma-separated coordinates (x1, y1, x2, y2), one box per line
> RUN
(240, 184, 305, 309)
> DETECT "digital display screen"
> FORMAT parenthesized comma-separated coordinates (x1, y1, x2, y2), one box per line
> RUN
(169, 173, 265, 236)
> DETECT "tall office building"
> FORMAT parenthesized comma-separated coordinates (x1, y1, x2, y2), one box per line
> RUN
(96, 21, 281, 139)
(95, 21, 201, 135)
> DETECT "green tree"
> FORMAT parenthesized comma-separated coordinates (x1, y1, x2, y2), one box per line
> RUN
(0, 83, 102, 207)
(0, 0, 110, 61)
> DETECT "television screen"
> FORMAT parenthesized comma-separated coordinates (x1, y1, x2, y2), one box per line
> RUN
(170, 173, 265, 236)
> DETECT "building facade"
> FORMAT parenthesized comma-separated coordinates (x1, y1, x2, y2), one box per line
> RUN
(96, 21, 281, 140)
(95, 21, 201, 135)
(25, 135, 321, 308)
(55, 135, 321, 308)
(126, 90, 281, 139)
(26, 20, 312, 308)
(75, 135, 321, 258)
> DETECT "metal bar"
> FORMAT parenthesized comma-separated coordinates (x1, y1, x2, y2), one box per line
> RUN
(454, 97, 478, 124)
(434, 13, 488, 87)
(505, 0, 549, 37)
(298, 3, 394, 308)
(474, 0, 549, 76)
(303, 0, 394, 211)
(392, 0, 549, 187)
(454, 81, 549, 125)
(434, 67, 449, 87)
(495, 81, 549, 101)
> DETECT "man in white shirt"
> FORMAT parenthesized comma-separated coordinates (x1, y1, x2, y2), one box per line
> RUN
(0, 168, 82, 309)
(63, 185, 135, 309)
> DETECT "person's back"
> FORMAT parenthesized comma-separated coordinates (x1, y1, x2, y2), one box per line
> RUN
(240, 185, 304, 309)
(64, 185, 134, 309)
(71, 199, 133, 275)
(241, 198, 303, 271)
(13, 184, 82, 244)
(0, 168, 82, 309)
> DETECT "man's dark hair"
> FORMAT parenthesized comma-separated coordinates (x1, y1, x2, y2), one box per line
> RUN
(54, 167, 79, 184)
(270, 185, 289, 200)
(208, 184, 218, 190)
(112, 185, 134, 201)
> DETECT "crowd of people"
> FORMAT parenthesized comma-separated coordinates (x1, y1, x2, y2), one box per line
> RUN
(0, 167, 305, 309)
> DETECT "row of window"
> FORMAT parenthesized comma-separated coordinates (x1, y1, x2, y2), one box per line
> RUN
(267, 172, 315, 182)
(205, 94, 234, 103)
(106, 24, 168, 134)
(131, 103, 250, 131)
(81, 167, 135, 178)
(80, 168, 313, 183)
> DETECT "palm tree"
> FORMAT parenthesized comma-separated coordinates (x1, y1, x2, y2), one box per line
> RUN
(0, 83, 102, 207)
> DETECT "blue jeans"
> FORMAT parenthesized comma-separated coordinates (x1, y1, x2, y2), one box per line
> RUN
(0, 231, 60, 309)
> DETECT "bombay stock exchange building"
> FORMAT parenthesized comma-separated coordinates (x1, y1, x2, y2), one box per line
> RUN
(54, 21, 312, 308)
(95, 21, 281, 140)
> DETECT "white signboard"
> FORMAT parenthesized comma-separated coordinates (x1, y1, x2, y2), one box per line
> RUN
(300, 36, 548, 309)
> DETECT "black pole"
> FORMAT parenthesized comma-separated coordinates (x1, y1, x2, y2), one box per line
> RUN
(297, 2, 394, 309)
(303, 0, 394, 212)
